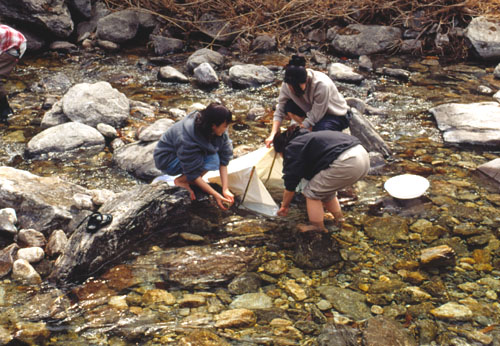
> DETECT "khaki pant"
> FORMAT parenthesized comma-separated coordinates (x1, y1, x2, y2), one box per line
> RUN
(302, 144, 370, 201)
(0, 52, 19, 98)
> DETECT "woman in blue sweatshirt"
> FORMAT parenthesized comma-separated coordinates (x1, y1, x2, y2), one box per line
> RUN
(154, 103, 234, 210)
(273, 125, 370, 231)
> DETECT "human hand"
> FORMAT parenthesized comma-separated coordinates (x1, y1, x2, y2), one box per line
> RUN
(265, 135, 274, 148)
(214, 194, 233, 210)
(277, 205, 289, 216)
(222, 189, 234, 204)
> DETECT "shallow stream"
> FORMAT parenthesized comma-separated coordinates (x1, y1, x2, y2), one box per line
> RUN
(1, 48, 500, 345)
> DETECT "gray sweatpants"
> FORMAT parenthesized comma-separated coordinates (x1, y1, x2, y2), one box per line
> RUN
(302, 144, 370, 202)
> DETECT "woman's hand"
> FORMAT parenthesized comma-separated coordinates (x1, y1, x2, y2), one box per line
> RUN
(277, 205, 289, 216)
(222, 188, 234, 204)
(265, 134, 274, 148)
(213, 193, 233, 210)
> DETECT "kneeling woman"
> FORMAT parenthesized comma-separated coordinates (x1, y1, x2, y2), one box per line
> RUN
(273, 126, 370, 231)
(154, 103, 234, 210)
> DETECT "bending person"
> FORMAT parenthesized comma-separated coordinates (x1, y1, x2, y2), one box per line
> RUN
(0, 25, 27, 123)
(154, 103, 235, 210)
(265, 54, 350, 146)
(273, 125, 370, 231)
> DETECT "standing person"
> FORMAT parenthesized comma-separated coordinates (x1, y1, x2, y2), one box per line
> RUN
(0, 25, 27, 123)
(273, 125, 370, 231)
(265, 54, 350, 147)
(154, 103, 235, 210)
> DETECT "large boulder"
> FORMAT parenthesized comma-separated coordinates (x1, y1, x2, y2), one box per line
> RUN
(68, 0, 91, 19)
(330, 24, 402, 56)
(429, 102, 500, 147)
(0, 167, 91, 234)
(113, 141, 161, 180)
(0, 0, 74, 38)
(186, 48, 224, 73)
(48, 184, 191, 284)
(96, 10, 140, 43)
(465, 17, 500, 60)
(228, 64, 275, 88)
(25, 122, 105, 159)
(61, 82, 130, 128)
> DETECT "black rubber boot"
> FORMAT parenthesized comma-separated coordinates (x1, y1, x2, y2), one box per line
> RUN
(0, 96, 13, 123)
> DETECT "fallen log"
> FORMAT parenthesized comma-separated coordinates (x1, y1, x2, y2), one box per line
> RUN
(48, 183, 191, 285)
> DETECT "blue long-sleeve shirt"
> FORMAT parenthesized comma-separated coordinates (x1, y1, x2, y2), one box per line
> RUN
(154, 112, 233, 181)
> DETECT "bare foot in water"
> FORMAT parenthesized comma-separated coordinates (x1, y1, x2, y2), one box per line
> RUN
(174, 177, 196, 200)
(297, 223, 329, 234)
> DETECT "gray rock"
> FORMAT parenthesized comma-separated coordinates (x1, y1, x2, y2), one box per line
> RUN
(0, 208, 17, 237)
(186, 48, 224, 72)
(0, 167, 91, 233)
(494, 90, 500, 103)
(40, 100, 70, 129)
(62, 82, 130, 128)
(228, 64, 274, 88)
(16, 247, 44, 263)
(317, 286, 372, 321)
(400, 39, 422, 53)
(193, 62, 219, 86)
(430, 302, 473, 321)
(151, 35, 184, 55)
(159, 245, 262, 288)
(429, 102, 500, 147)
(49, 184, 191, 284)
(38, 72, 73, 94)
(331, 24, 402, 56)
(69, 0, 91, 18)
(97, 39, 120, 51)
(363, 316, 417, 346)
(230, 293, 273, 310)
(317, 324, 360, 346)
(12, 259, 41, 284)
(49, 41, 77, 53)
(96, 10, 140, 43)
(250, 35, 277, 53)
(138, 118, 175, 142)
(477, 158, 500, 184)
(0, 0, 74, 38)
(228, 272, 262, 294)
(18, 229, 46, 248)
(293, 230, 341, 269)
(158, 66, 189, 83)
(130, 100, 157, 118)
(465, 17, 500, 60)
(494, 63, 500, 79)
(328, 63, 364, 83)
(0, 244, 19, 278)
(113, 141, 161, 180)
(18, 288, 71, 321)
(45, 230, 68, 257)
(96, 123, 118, 139)
(359, 55, 373, 71)
(376, 67, 411, 80)
(25, 122, 105, 159)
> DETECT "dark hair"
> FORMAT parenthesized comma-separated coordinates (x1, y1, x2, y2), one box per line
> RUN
(284, 55, 307, 96)
(195, 102, 233, 138)
(284, 99, 306, 118)
(272, 125, 301, 153)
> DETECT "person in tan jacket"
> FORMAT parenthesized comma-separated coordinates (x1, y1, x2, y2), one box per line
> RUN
(265, 55, 350, 147)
